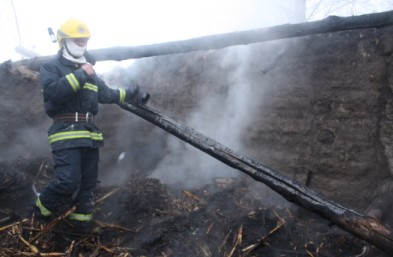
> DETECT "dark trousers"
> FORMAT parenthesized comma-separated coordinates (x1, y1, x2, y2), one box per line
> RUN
(39, 147, 99, 216)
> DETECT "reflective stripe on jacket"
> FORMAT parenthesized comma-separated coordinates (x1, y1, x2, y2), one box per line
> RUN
(47, 115, 106, 151)
(49, 130, 103, 143)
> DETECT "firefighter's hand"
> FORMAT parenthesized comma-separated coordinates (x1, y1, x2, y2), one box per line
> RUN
(81, 63, 95, 76)
(126, 84, 150, 106)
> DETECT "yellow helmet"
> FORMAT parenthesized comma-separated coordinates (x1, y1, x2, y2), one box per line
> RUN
(57, 19, 90, 46)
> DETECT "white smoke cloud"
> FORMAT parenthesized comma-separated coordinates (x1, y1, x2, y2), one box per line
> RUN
(149, 46, 257, 188)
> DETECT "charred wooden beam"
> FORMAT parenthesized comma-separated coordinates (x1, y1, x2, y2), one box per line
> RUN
(20, 10, 393, 71)
(120, 103, 393, 255)
(89, 10, 393, 61)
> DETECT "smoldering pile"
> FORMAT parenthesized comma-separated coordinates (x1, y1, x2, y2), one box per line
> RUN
(0, 174, 373, 257)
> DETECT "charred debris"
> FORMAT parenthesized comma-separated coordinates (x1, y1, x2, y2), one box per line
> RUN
(0, 175, 375, 257)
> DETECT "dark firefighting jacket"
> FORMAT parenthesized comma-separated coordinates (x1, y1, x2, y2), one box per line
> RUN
(40, 51, 126, 151)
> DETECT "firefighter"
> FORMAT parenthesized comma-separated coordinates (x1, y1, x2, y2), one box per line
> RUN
(33, 19, 149, 233)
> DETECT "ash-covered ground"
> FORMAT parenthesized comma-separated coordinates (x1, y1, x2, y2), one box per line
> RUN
(0, 158, 387, 257)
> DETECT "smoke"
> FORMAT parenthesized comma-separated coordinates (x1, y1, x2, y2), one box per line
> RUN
(143, 44, 291, 209)
(92, 1, 304, 208)
(149, 46, 257, 188)
(0, 124, 51, 163)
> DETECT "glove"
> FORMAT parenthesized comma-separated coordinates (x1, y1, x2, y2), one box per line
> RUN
(125, 84, 150, 106)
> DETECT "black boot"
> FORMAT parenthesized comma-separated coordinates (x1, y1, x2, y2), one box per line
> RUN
(30, 205, 52, 224)
(67, 219, 93, 235)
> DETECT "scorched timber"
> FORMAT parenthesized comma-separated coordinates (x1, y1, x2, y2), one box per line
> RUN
(89, 10, 393, 61)
(20, 10, 393, 70)
(121, 103, 393, 256)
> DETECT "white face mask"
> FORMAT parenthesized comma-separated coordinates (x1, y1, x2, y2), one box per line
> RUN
(64, 38, 87, 58)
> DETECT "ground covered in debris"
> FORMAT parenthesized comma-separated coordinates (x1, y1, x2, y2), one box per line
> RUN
(0, 164, 385, 257)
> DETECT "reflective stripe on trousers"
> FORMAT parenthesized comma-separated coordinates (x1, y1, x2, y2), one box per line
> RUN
(35, 196, 53, 217)
(69, 212, 93, 221)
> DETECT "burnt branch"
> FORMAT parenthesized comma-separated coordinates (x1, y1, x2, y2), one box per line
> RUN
(19, 10, 393, 71)
(89, 10, 393, 61)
